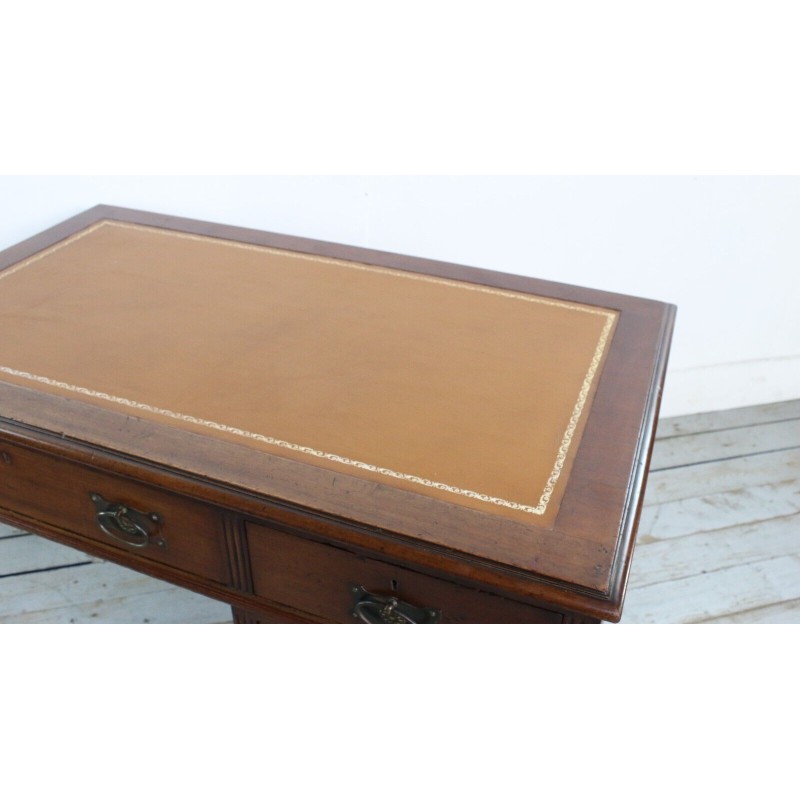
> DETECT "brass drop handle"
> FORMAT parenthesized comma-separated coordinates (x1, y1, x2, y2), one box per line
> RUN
(349, 584, 441, 624)
(89, 493, 166, 549)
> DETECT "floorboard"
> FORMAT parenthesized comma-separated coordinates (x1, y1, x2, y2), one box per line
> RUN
(628, 512, 800, 589)
(621, 556, 800, 624)
(644, 447, 800, 506)
(637, 479, 800, 541)
(704, 598, 800, 624)
(0, 522, 27, 540)
(655, 398, 800, 439)
(0, 534, 99, 577)
(623, 399, 800, 624)
(649, 418, 800, 471)
(0, 559, 231, 624)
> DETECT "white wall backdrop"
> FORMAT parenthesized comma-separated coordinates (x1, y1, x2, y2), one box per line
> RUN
(0, 176, 797, 418)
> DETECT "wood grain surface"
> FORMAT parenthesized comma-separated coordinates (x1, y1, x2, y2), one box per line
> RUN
(2, 399, 797, 623)
(0, 206, 676, 621)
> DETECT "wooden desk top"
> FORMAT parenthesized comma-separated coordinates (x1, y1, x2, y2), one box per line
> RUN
(0, 206, 675, 619)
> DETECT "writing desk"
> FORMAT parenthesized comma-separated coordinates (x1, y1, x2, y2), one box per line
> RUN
(0, 206, 675, 622)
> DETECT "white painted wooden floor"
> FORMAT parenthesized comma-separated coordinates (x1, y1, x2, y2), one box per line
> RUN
(621, 398, 800, 623)
(1, 399, 798, 623)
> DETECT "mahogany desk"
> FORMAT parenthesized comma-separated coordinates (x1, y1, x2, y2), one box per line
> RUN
(0, 206, 675, 623)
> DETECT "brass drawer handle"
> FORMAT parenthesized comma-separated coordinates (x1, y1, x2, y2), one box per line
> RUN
(349, 583, 441, 624)
(89, 493, 166, 549)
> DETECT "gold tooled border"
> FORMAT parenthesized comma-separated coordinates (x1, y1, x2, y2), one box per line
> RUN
(0, 221, 617, 516)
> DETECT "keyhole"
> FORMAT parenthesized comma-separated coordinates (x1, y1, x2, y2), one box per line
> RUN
(390, 579, 398, 591)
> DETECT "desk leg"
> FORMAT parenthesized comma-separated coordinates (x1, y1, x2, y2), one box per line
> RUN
(230, 604, 308, 623)
(231, 605, 263, 623)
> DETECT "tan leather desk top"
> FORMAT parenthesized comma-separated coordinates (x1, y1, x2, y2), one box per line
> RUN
(0, 220, 615, 527)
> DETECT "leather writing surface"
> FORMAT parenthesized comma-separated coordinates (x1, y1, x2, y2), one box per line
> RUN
(0, 221, 617, 526)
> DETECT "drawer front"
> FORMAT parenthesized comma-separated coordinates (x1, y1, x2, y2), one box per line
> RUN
(0, 440, 227, 584)
(247, 522, 562, 624)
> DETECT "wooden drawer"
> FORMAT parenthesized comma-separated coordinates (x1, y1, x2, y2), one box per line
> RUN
(0, 439, 227, 585)
(246, 521, 562, 623)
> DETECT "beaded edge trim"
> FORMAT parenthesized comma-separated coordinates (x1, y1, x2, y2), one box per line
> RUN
(0, 221, 617, 515)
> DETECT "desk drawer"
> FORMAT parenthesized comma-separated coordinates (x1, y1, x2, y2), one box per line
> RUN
(246, 522, 562, 623)
(0, 439, 227, 584)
